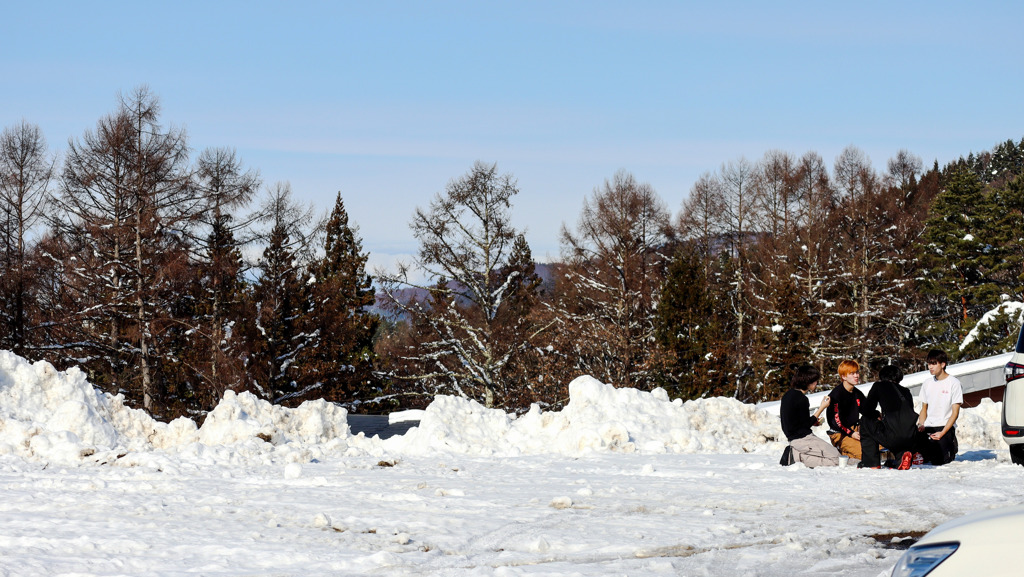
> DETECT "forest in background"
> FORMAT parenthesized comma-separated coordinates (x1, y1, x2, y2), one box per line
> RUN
(3, 87, 1024, 418)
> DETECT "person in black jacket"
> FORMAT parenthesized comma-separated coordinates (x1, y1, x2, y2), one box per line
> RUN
(780, 364, 840, 467)
(859, 365, 919, 470)
(827, 359, 867, 460)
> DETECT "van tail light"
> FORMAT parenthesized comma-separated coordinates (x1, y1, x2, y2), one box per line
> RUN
(1006, 362, 1024, 383)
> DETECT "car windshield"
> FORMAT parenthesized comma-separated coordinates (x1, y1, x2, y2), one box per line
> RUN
(1018, 324, 1024, 353)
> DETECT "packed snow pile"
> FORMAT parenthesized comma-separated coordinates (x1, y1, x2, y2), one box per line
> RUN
(389, 375, 785, 456)
(0, 350, 1010, 466)
(0, 351, 352, 465)
(0, 350, 189, 464)
(197, 390, 349, 446)
(955, 398, 1003, 449)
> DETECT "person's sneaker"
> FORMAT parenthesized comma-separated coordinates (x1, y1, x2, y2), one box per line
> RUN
(897, 451, 913, 470)
(912, 452, 925, 466)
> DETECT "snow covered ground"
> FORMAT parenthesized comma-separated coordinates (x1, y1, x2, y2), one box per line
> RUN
(1, 350, 1022, 577)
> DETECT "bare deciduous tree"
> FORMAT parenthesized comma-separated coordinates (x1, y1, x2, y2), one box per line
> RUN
(557, 170, 670, 390)
(0, 121, 54, 353)
(752, 150, 798, 237)
(886, 149, 923, 207)
(377, 161, 541, 408)
(52, 86, 193, 411)
(834, 145, 883, 365)
(677, 171, 724, 263)
(790, 151, 839, 363)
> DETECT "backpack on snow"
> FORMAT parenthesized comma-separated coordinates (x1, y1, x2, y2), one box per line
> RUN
(779, 445, 796, 466)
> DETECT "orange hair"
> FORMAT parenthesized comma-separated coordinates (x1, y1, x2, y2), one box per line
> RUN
(837, 360, 860, 378)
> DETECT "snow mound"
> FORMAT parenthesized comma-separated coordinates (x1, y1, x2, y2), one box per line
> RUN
(0, 350, 1010, 466)
(198, 390, 349, 446)
(391, 376, 1008, 457)
(0, 351, 196, 464)
(955, 398, 1003, 449)
(0, 351, 352, 465)
(388, 375, 783, 456)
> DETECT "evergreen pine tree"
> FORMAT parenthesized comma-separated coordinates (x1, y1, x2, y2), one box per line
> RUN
(249, 222, 305, 402)
(954, 171, 1024, 357)
(654, 246, 730, 399)
(184, 214, 251, 409)
(919, 167, 998, 354)
(299, 193, 380, 406)
(986, 172, 1024, 291)
(756, 276, 815, 400)
(491, 233, 544, 407)
(991, 140, 1020, 181)
(187, 146, 260, 409)
(957, 300, 1024, 360)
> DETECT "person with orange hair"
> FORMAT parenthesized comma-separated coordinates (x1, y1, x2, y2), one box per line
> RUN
(826, 359, 866, 460)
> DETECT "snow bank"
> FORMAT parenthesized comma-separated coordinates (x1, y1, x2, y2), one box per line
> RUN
(0, 351, 1010, 467)
(391, 376, 1010, 458)
(0, 351, 352, 465)
(198, 390, 349, 446)
(955, 398, 1004, 449)
(0, 351, 193, 464)
(389, 376, 785, 456)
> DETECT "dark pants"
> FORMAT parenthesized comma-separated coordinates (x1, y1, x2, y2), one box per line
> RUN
(920, 426, 958, 465)
(860, 415, 917, 468)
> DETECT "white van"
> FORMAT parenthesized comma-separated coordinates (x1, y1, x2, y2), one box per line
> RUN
(1002, 325, 1024, 464)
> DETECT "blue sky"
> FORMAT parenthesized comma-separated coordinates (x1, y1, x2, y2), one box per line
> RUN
(3, 1, 1023, 272)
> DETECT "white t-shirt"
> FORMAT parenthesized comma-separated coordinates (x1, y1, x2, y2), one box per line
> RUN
(920, 374, 964, 428)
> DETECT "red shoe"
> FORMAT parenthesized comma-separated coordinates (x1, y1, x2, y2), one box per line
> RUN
(912, 452, 924, 466)
(897, 451, 913, 470)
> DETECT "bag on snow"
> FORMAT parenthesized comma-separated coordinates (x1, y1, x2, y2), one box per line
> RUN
(780, 445, 795, 466)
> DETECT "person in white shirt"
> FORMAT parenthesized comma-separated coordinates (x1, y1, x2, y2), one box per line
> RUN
(916, 349, 962, 465)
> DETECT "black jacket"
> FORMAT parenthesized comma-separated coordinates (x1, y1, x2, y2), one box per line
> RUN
(780, 388, 817, 442)
(862, 379, 918, 437)
(826, 384, 865, 436)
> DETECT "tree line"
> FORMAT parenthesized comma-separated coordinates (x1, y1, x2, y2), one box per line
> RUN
(3, 87, 1024, 417)
(0, 88, 376, 418)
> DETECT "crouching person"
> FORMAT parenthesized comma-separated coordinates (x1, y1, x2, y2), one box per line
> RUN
(826, 359, 866, 461)
(916, 349, 961, 465)
(780, 364, 841, 468)
(860, 365, 919, 470)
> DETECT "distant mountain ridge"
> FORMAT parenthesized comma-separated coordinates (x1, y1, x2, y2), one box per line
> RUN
(371, 262, 556, 319)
